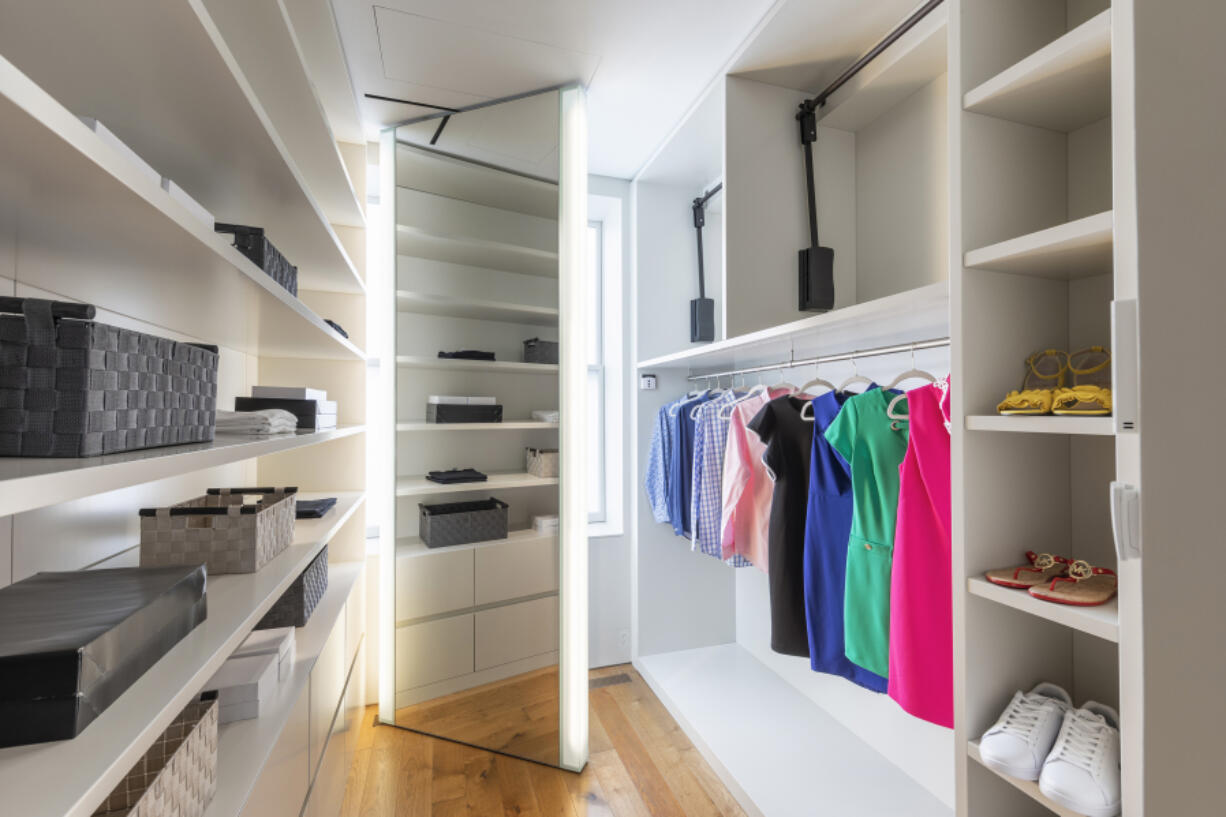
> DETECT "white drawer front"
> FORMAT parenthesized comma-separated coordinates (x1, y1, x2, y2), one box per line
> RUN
(475, 596, 558, 671)
(309, 616, 345, 776)
(474, 535, 558, 605)
(396, 614, 475, 689)
(344, 562, 366, 671)
(396, 547, 473, 620)
(239, 689, 309, 817)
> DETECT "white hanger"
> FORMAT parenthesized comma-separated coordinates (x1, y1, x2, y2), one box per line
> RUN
(799, 362, 837, 422)
(838, 356, 874, 394)
(885, 345, 938, 428)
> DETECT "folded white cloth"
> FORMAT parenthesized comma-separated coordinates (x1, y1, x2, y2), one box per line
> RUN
(531, 410, 560, 423)
(216, 409, 299, 435)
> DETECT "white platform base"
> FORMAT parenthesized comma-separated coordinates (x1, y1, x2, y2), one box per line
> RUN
(635, 644, 952, 817)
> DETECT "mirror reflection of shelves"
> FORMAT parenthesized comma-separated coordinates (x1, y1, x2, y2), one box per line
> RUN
(395, 472, 559, 497)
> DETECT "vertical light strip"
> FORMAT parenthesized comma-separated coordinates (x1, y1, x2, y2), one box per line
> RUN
(377, 128, 397, 726)
(557, 85, 590, 772)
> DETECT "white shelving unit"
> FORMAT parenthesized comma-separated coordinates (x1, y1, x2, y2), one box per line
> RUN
(967, 577, 1119, 643)
(396, 472, 559, 498)
(396, 528, 556, 559)
(396, 355, 559, 375)
(397, 291, 559, 325)
(397, 421, 558, 432)
(395, 224, 559, 278)
(964, 212, 1114, 279)
(965, 415, 1114, 435)
(966, 741, 1084, 817)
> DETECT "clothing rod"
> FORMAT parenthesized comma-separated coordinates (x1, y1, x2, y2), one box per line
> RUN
(685, 337, 950, 382)
(801, 0, 945, 111)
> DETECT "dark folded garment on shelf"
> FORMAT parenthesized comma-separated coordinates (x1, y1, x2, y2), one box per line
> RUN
(296, 497, 338, 519)
(427, 468, 489, 484)
(324, 319, 348, 338)
(438, 350, 496, 361)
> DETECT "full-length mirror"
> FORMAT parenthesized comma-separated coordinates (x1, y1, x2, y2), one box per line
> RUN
(383, 87, 587, 770)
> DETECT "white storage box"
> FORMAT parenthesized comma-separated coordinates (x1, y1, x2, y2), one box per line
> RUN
(204, 651, 278, 724)
(533, 514, 560, 534)
(252, 386, 327, 401)
(231, 627, 295, 682)
(161, 178, 214, 228)
(78, 117, 161, 189)
(427, 395, 496, 405)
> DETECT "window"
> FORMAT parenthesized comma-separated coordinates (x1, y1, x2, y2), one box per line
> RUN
(587, 191, 624, 537)
(587, 222, 606, 523)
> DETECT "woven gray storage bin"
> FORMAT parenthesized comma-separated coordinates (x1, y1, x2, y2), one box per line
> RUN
(256, 545, 328, 629)
(139, 487, 298, 575)
(92, 694, 219, 817)
(522, 337, 558, 364)
(525, 447, 559, 478)
(419, 498, 509, 548)
(0, 297, 218, 457)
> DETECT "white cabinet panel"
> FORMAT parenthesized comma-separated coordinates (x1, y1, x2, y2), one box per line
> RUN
(475, 596, 558, 671)
(475, 535, 558, 605)
(304, 724, 346, 817)
(238, 690, 309, 817)
(309, 616, 345, 776)
(396, 614, 474, 689)
(345, 562, 366, 670)
(396, 547, 473, 620)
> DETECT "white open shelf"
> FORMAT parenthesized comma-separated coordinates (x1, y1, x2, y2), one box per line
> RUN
(396, 471, 558, 497)
(0, 55, 363, 361)
(396, 355, 559, 375)
(965, 415, 1114, 436)
(201, 560, 363, 817)
(396, 528, 557, 559)
(0, 426, 365, 518)
(964, 212, 1113, 279)
(397, 421, 558, 432)
(967, 740, 1084, 817)
(637, 282, 949, 372)
(964, 9, 1111, 133)
(396, 224, 559, 278)
(396, 291, 558, 326)
(816, 3, 948, 132)
(396, 142, 557, 219)
(203, 0, 364, 229)
(968, 577, 1119, 642)
(0, 0, 363, 294)
(0, 494, 365, 817)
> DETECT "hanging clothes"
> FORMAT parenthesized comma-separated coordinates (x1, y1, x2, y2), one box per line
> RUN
(645, 397, 682, 524)
(824, 387, 907, 678)
(747, 394, 814, 658)
(690, 392, 752, 565)
(719, 388, 790, 572)
(668, 391, 715, 538)
(889, 378, 953, 728)
(803, 388, 889, 692)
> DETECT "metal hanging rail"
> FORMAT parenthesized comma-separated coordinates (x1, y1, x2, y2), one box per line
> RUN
(685, 337, 950, 382)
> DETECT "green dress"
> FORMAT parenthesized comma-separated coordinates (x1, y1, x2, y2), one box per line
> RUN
(824, 388, 908, 678)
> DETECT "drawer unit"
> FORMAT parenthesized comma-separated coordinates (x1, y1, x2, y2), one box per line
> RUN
(308, 615, 345, 775)
(396, 547, 473, 620)
(238, 689, 309, 817)
(345, 564, 366, 671)
(396, 614, 475, 689)
(475, 596, 558, 671)
(474, 534, 558, 605)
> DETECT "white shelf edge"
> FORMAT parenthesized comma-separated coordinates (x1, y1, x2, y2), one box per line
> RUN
(967, 740, 1085, 817)
(395, 355, 559, 375)
(396, 528, 558, 558)
(396, 224, 559, 278)
(964, 211, 1114, 278)
(395, 471, 559, 497)
(0, 426, 366, 518)
(397, 421, 559, 432)
(967, 577, 1119, 642)
(395, 142, 558, 220)
(965, 415, 1114, 436)
(0, 494, 366, 817)
(395, 290, 559, 326)
(202, 560, 365, 817)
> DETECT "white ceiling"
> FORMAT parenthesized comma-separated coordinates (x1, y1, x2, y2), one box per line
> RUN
(328, 0, 930, 179)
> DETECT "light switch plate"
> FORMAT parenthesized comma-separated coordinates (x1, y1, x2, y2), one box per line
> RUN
(639, 374, 657, 391)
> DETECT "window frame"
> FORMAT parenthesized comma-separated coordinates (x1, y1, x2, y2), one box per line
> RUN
(586, 191, 625, 538)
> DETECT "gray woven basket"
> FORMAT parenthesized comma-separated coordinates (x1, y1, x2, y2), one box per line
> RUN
(419, 498, 509, 548)
(93, 695, 219, 817)
(0, 297, 218, 457)
(256, 545, 328, 629)
(139, 488, 298, 575)
(522, 337, 558, 364)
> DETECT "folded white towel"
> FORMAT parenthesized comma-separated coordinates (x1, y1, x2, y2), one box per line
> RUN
(531, 410, 560, 423)
(216, 409, 299, 435)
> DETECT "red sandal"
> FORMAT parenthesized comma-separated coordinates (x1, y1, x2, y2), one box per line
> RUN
(985, 552, 1072, 589)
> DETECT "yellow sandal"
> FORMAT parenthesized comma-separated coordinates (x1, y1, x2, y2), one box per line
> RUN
(1052, 346, 1111, 416)
(997, 349, 1068, 415)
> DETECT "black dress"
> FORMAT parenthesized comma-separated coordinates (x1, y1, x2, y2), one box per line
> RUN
(747, 394, 814, 657)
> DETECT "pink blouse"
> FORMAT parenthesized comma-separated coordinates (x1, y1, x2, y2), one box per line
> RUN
(719, 388, 791, 572)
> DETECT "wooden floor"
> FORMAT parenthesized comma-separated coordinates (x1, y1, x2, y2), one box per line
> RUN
(345, 665, 748, 817)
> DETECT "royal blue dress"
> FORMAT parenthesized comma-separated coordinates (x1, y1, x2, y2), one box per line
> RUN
(804, 389, 888, 692)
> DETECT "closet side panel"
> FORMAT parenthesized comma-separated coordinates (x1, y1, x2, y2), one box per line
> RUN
(635, 182, 707, 361)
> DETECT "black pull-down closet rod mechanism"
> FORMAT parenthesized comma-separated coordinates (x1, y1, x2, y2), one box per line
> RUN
(689, 183, 722, 343)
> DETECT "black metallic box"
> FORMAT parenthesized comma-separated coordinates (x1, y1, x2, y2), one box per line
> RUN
(425, 404, 503, 424)
(0, 565, 207, 748)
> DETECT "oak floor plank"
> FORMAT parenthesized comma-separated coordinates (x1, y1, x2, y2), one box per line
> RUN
(591, 689, 687, 816)
(342, 747, 372, 817)
(589, 749, 654, 817)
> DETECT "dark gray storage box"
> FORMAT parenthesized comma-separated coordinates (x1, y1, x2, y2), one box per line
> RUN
(419, 498, 509, 548)
(214, 223, 298, 297)
(426, 404, 503, 424)
(256, 545, 328, 629)
(0, 565, 208, 748)
(522, 338, 558, 365)
(0, 297, 219, 458)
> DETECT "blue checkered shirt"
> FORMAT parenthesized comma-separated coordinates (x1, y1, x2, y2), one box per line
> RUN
(690, 391, 752, 566)
(644, 398, 679, 524)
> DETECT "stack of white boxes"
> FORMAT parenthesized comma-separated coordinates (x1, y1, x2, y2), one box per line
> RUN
(204, 627, 295, 724)
(250, 386, 337, 430)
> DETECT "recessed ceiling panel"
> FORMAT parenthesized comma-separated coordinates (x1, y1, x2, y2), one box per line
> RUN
(374, 6, 599, 100)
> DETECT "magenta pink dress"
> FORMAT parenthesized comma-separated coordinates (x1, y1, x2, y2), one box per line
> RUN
(888, 378, 952, 728)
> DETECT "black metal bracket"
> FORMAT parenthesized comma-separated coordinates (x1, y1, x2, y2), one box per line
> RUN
(690, 183, 722, 342)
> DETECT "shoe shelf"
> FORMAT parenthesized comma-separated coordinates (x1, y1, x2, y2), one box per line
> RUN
(967, 740, 1085, 817)
(396, 224, 559, 279)
(965, 416, 1114, 436)
(0, 0, 363, 294)
(964, 212, 1114, 280)
(0, 426, 365, 519)
(396, 355, 559, 375)
(0, 55, 364, 362)
(963, 8, 1112, 133)
(396, 291, 559, 326)
(968, 577, 1118, 643)
(201, 560, 363, 817)
(395, 472, 559, 497)
(0, 493, 365, 817)
(397, 421, 559, 432)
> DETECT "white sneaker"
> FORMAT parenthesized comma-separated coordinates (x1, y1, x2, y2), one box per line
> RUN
(978, 682, 1072, 780)
(1039, 702, 1122, 817)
